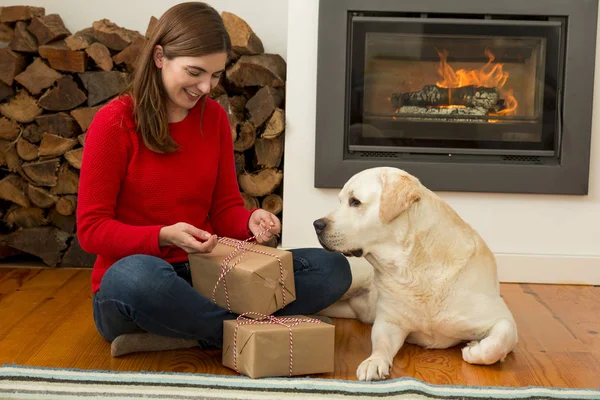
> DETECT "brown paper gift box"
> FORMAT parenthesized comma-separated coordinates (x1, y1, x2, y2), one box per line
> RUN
(188, 240, 296, 315)
(222, 315, 335, 378)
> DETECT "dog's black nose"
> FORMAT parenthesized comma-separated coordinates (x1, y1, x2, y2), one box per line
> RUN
(313, 218, 327, 234)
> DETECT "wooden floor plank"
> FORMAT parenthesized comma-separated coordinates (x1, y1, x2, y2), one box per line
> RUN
(0, 266, 599, 388)
(0, 269, 80, 339)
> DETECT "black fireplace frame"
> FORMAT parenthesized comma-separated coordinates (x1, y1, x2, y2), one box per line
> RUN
(314, 0, 598, 194)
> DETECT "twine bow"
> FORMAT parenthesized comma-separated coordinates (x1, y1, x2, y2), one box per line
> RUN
(211, 228, 287, 312)
(232, 312, 322, 377)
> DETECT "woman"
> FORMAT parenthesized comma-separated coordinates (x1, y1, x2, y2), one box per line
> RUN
(76, 2, 352, 357)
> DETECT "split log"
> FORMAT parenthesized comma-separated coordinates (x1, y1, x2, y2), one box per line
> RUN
(23, 123, 43, 143)
(77, 133, 86, 146)
(61, 236, 96, 267)
(14, 58, 62, 95)
(241, 192, 259, 210)
(16, 138, 38, 161)
(22, 158, 60, 186)
(0, 23, 14, 43)
(0, 81, 14, 102)
(226, 54, 286, 88)
(0, 140, 21, 172)
(92, 18, 142, 51)
(0, 245, 26, 260)
(36, 113, 81, 138)
(234, 151, 245, 175)
(0, 6, 45, 23)
(0, 226, 70, 267)
(233, 121, 256, 152)
(229, 95, 248, 116)
(391, 85, 502, 111)
(221, 11, 264, 58)
(4, 206, 47, 229)
(39, 133, 78, 158)
(55, 195, 77, 216)
(78, 70, 129, 106)
(112, 36, 146, 71)
(65, 27, 96, 50)
(238, 168, 283, 197)
(48, 208, 75, 233)
(0, 90, 42, 123)
(39, 40, 88, 73)
(0, 174, 30, 207)
(145, 16, 158, 38)
(64, 148, 83, 169)
(215, 94, 245, 142)
(38, 76, 87, 111)
(27, 14, 70, 45)
(261, 193, 283, 216)
(85, 42, 113, 72)
(0, 117, 19, 140)
(262, 108, 284, 139)
(8, 21, 38, 53)
(51, 163, 79, 195)
(209, 84, 227, 99)
(254, 135, 284, 169)
(0, 48, 26, 85)
(27, 184, 58, 208)
(246, 86, 284, 127)
(70, 106, 101, 132)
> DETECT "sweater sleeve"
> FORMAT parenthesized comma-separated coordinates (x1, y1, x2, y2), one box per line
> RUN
(76, 99, 164, 259)
(208, 105, 255, 240)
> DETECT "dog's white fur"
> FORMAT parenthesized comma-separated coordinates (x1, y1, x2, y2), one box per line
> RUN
(315, 167, 518, 381)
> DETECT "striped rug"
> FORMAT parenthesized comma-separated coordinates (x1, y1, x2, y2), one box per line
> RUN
(1, 364, 599, 400)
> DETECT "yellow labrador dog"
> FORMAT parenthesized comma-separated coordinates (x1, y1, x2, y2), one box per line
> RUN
(314, 167, 518, 381)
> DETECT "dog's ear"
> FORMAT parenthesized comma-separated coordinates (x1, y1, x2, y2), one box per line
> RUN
(379, 170, 421, 223)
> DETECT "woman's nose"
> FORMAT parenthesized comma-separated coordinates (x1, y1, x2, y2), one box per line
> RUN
(196, 78, 211, 95)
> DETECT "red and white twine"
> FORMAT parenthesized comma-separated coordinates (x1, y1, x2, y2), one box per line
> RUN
(232, 312, 322, 377)
(211, 228, 287, 312)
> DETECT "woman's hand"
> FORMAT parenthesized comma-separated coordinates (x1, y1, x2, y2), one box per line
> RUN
(159, 222, 218, 253)
(248, 209, 281, 244)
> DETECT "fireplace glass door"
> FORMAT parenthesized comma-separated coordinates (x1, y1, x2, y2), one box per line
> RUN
(347, 15, 565, 157)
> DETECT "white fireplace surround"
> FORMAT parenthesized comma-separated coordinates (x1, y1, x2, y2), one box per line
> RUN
(21, 0, 600, 284)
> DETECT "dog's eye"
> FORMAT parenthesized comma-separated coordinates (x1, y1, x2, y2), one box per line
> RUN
(349, 197, 361, 207)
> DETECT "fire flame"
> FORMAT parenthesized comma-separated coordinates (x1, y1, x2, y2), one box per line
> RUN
(435, 49, 517, 116)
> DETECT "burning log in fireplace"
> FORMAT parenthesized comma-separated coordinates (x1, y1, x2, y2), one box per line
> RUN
(390, 84, 506, 115)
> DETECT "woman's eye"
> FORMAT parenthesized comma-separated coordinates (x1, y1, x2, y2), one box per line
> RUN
(349, 197, 361, 207)
(187, 70, 200, 77)
(212, 73, 222, 79)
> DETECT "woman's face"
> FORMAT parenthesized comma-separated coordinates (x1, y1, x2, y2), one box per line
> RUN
(154, 47, 227, 121)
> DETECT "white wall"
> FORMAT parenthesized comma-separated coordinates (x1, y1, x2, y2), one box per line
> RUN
(282, 0, 600, 284)
(1, 0, 288, 59)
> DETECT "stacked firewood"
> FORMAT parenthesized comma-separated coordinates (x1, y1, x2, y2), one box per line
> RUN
(0, 6, 286, 267)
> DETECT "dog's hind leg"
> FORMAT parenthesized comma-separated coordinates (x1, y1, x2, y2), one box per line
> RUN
(318, 286, 377, 324)
(461, 319, 518, 365)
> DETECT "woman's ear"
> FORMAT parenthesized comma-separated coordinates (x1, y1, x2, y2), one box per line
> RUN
(153, 45, 164, 68)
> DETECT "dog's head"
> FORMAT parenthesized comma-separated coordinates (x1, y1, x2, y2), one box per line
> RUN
(313, 167, 421, 257)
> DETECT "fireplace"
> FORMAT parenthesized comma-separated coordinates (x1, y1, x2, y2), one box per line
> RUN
(314, 0, 598, 194)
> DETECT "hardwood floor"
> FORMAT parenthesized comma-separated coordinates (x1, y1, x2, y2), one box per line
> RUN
(0, 266, 599, 388)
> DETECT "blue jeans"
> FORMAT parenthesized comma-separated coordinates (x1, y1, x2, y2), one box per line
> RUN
(92, 248, 352, 348)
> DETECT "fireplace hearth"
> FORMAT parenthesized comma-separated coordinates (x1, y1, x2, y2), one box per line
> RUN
(314, 0, 599, 194)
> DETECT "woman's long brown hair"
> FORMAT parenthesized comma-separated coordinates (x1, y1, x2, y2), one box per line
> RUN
(131, 2, 230, 153)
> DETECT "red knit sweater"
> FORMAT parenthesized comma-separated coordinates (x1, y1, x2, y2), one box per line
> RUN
(77, 95, 253, 293)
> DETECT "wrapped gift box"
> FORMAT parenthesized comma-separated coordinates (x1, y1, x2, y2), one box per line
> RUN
(188, 239, 296, 315)
(222, 315, 335, 378)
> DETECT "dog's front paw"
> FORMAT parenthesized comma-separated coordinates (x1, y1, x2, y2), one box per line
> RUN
(356, 355, 391, 381)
